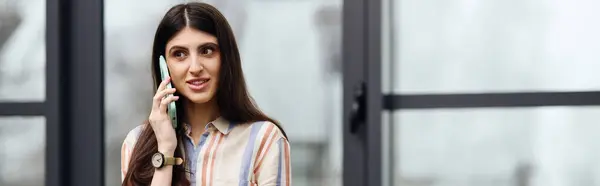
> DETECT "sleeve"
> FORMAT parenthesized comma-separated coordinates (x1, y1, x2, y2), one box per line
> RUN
(121, 125, 143, 182)
(255, 132, 292, 186)
(120, 139, 133, 182)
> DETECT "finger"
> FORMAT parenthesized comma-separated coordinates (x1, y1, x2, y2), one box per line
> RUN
(157, 88, 177, 99)
(152, 77, 171, 108)
(153, 88, 176, 109)
(157, 76, 171, 92)
(160, 95, 180, 112)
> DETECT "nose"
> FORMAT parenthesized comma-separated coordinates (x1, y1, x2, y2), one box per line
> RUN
(188, 54, 204, 75)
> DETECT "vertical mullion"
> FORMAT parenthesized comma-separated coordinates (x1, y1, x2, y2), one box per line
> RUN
(69, 0, 105, 185)
(342, 0, 367, 185)
(45, 0, 65, 185)
(46, 0, 105, 186)
(366, 0, 383, 185)
(385, 0, 397, 185)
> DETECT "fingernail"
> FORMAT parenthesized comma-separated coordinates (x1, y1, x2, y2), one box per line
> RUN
(174, 96, 180, 99)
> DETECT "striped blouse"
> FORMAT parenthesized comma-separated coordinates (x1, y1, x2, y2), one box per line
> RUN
(120, 117, 292, 186)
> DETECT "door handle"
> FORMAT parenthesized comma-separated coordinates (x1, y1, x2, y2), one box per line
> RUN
(349, 81, 366, 134)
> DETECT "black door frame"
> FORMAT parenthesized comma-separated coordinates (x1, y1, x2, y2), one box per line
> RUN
(45, 0, 105, 185)
(342, 0, 383, 185)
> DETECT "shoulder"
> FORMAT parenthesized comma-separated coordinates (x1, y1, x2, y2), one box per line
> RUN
(241, 121, 289, 157)
(243, 121, 287, 142)
(122, 124, 146, 152)
(248, 121, 291, 176)
(231, 120, 288, 145)
(120, 124, 146, 181)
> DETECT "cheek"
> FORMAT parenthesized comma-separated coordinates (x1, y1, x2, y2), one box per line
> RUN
(168, 63, 188, 82)
(206, 58, 221, 78)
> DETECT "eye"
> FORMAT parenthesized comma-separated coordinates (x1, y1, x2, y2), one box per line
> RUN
(199, 44, 219, 57)
(200, 47, 214, 56)
(172, 50, 187, 60)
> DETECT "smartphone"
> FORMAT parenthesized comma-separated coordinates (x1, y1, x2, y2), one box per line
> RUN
(159, 55, 178, 129)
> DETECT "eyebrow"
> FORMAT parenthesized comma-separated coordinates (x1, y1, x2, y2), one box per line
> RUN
(167, 42, 219, 53)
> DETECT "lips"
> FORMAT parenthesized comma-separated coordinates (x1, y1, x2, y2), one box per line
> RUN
(186, 78, 209, 91)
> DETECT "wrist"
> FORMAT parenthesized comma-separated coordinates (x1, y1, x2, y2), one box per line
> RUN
(151, 151, 183, 169)
(158, 145, 176, 156)
(159, 150, 175, 157)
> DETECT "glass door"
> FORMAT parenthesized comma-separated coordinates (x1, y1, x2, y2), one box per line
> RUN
(382, 0, 600, 186)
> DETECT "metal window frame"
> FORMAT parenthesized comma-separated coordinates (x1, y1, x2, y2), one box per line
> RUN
(0, 102, 45, 116)
(384, 91, 600, 110)
(45, 0, 105, 186)
(342, 0, 382, 186)
(342, 0, 367, 184)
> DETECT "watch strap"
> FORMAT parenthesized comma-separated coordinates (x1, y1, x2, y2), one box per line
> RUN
(164, 157, 184, 166)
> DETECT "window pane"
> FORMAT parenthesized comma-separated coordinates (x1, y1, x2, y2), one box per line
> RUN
(390, 0, 600, 93)
(104, 1, 343, 186)
(392, 107, 600, 186)
(0, 0, 46, 101)
(0, 116, 45, 186)
(242, 1, 342, 185)
(103, 1, 166, 184)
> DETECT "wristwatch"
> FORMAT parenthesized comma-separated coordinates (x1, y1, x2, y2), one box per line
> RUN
(151, 152, 184, 169)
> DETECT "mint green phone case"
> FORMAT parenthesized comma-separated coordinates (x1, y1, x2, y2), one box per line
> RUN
(159, 55, 178, 129)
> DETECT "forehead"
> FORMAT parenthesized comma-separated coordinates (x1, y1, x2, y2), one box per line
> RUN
(166, 27, 217, 48)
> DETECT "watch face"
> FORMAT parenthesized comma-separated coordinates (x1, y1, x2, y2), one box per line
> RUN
(151, 153, 163, 168)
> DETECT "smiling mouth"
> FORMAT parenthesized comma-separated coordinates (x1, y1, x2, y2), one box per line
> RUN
(186, 79, 209, 91)
(188, 80, 208, 85)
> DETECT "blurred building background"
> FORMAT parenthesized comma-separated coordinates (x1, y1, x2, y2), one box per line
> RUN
(2, 0, 600, 186)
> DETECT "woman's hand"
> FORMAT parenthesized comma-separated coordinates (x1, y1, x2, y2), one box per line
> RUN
(148, 77, 179, 154)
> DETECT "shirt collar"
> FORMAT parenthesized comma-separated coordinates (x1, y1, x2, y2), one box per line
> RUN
(183, 116, 233, 135)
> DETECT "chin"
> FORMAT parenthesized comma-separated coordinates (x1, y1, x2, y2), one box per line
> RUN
(184, 93, 214, 104)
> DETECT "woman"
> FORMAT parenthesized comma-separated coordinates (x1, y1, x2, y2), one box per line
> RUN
(121, 2, 291, 186)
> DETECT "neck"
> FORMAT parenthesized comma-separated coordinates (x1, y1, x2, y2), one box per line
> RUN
(183, 98, 219, 133)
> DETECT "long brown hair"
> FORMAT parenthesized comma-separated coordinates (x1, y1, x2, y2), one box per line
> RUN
(122, 2, 287, 186)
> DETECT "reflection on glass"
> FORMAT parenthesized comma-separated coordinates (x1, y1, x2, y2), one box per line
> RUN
(0, 0, 46, 101)
(394, 107, 600, 186)
(392, 0, 600, 93)
(104, 1, 343, 186)
(0, 116, 45, 186)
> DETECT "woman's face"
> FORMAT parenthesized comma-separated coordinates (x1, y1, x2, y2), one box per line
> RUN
(165, 27, 221, 104)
